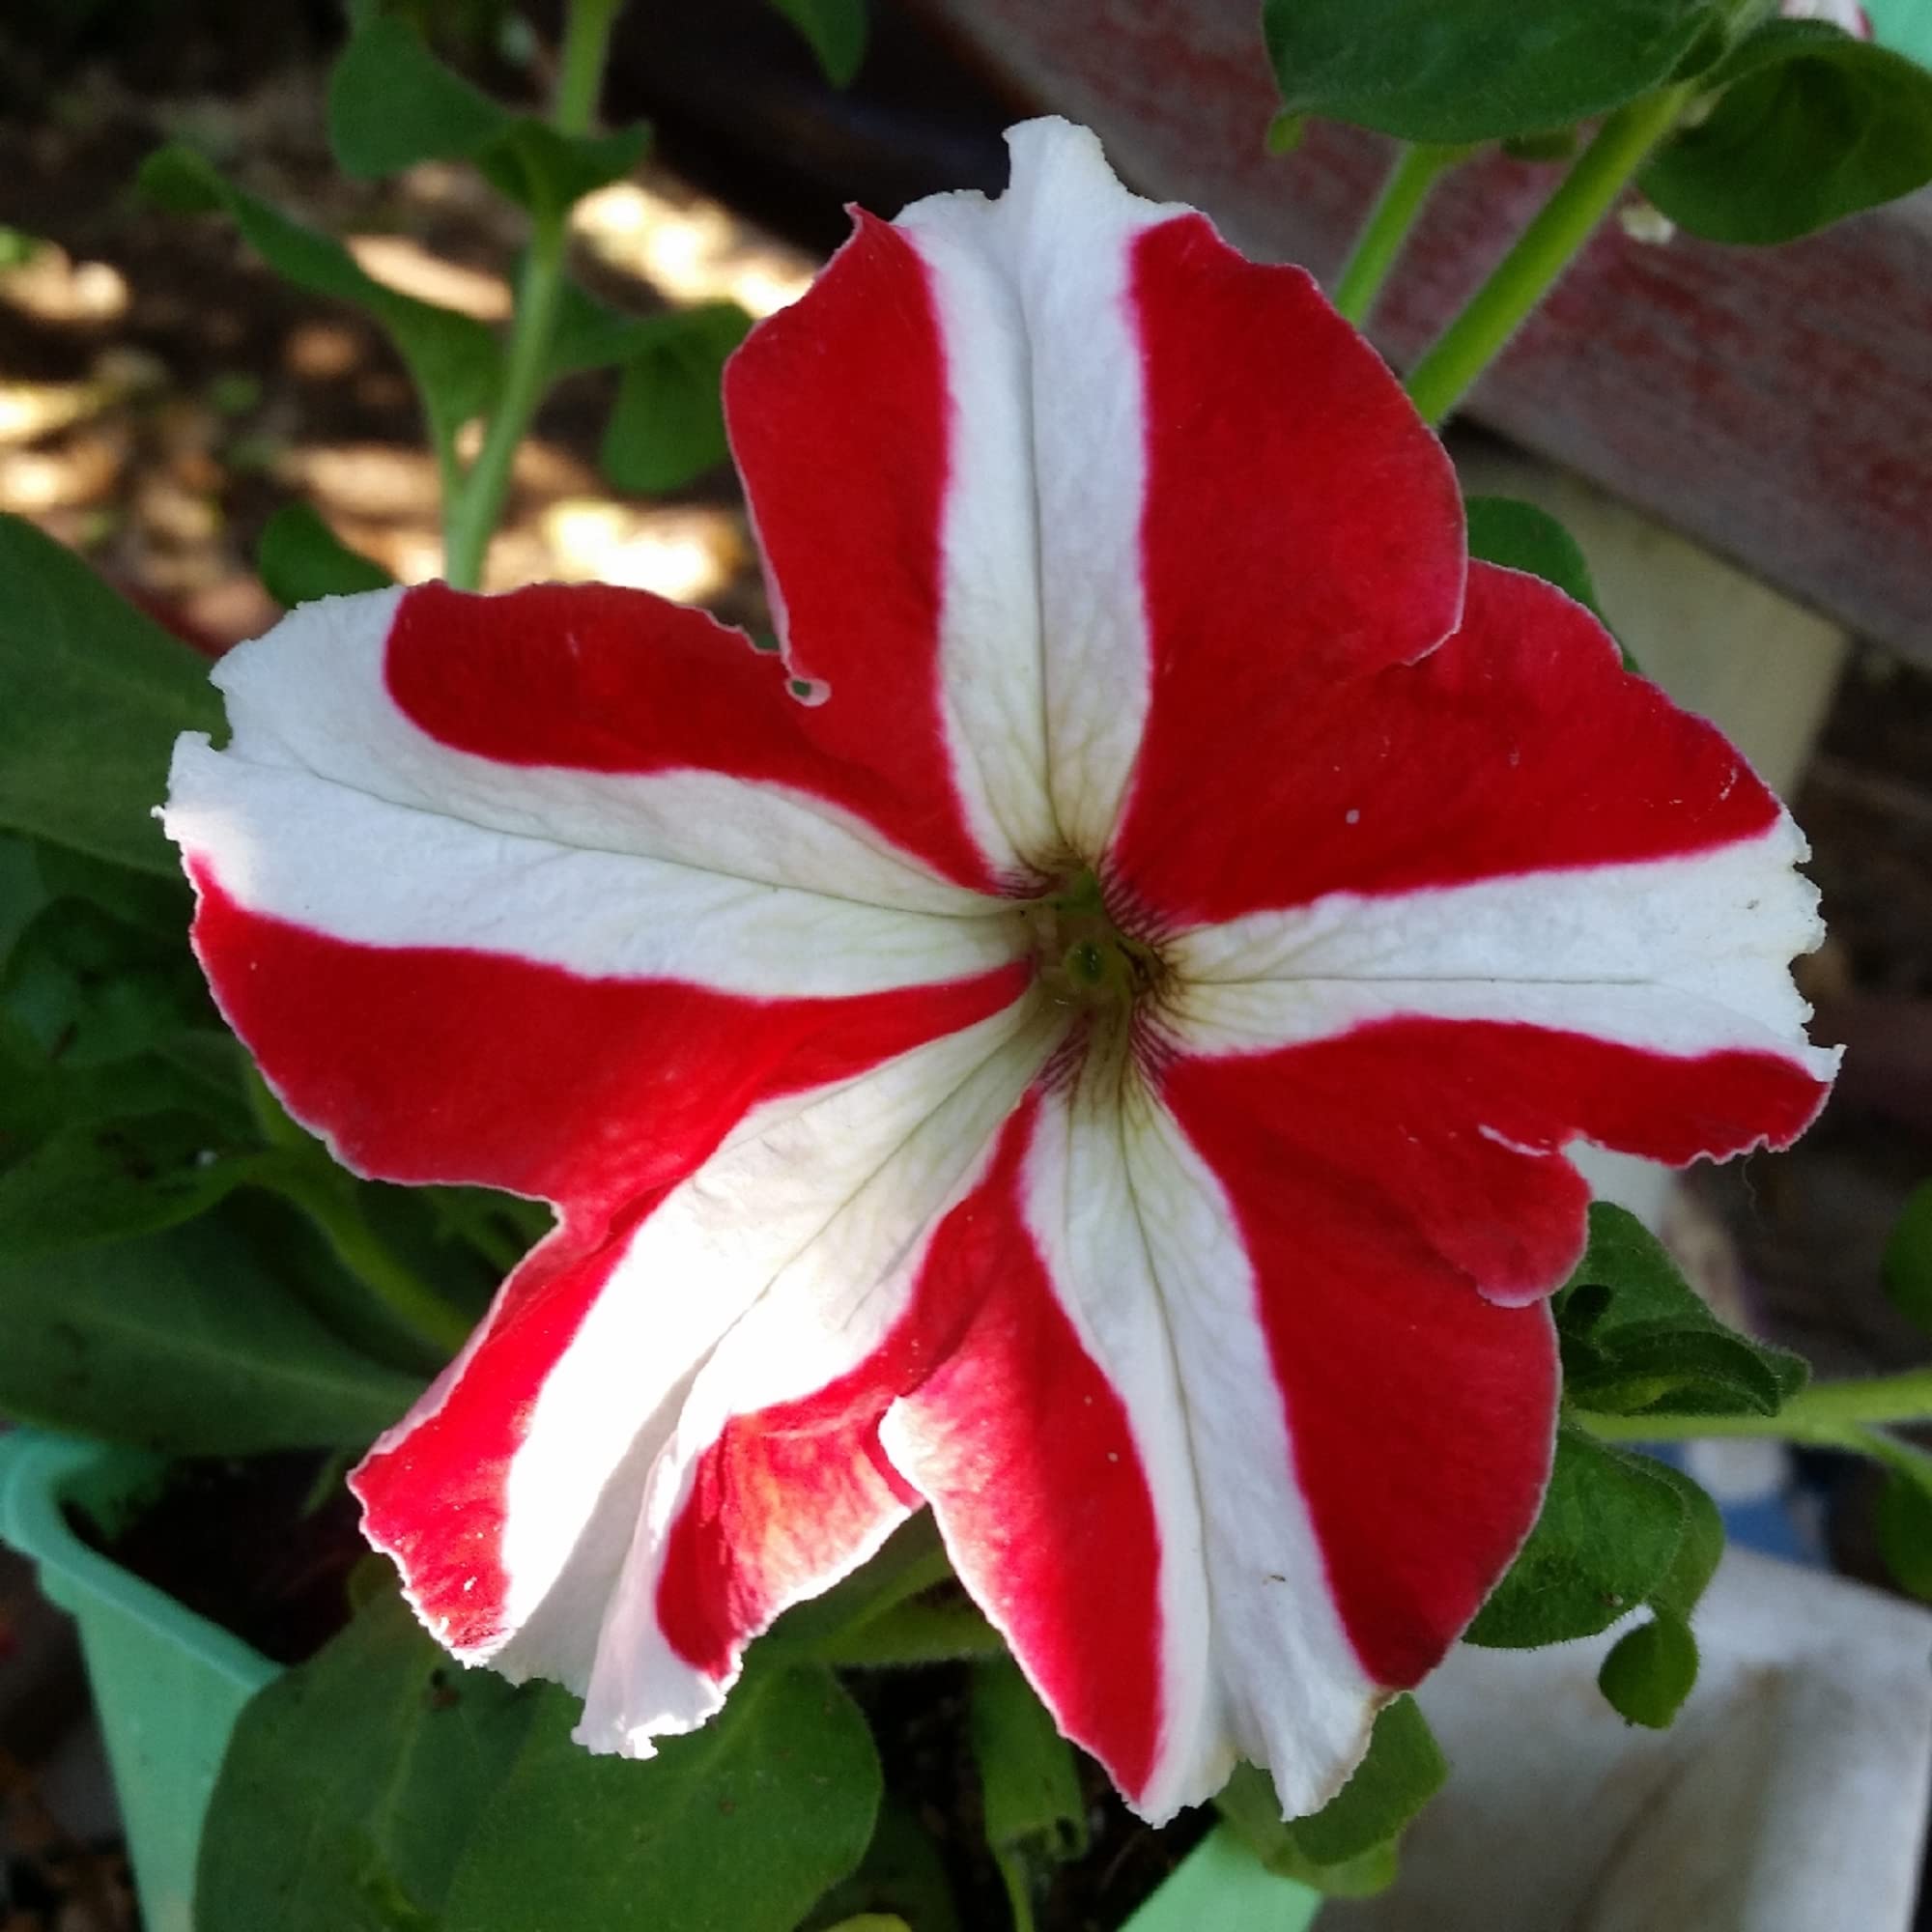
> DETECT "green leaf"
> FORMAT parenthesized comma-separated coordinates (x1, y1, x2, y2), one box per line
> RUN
(1556, 1203, 1807, 1419)
(799, 1800, 961, 1932)
(1639, 1457, 1724, 1621)
(598, 302, 754, 495)
(442, 1662, 882, 1932)
(0, 1208, 424, 1454)
(478, 121, 652, 218)
(971, 1656, 1086, 1921)
(1464, 494, 1632, 667)
(1215, 1695, 1445, 1897)
(1882, 1181, 1932, 1334)
(1262, 0, 1726, 142)
(2, 896, 213, 1072)
(1875, 1464, 1932, 1602)
(1598, 1613, 1699, 1727)
(1644, 24, 1932, 243)
(764, 0, 869, 87)
(257, 503, 394, 608)
(327, 14, 510, 177)
(1464, 1426, 1688, 1648)
(139, 143, 501, 454)
(328, 17, 649, 218)
(0, 515, 218, 876)
(0, 1110, 265, 1260)
(198, 1588, 537, 1932)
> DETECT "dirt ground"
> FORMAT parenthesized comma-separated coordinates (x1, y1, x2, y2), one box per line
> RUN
(1, 11, 1929, 1929)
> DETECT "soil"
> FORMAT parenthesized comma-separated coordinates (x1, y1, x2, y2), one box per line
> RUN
(80, 1453, 367, 1667)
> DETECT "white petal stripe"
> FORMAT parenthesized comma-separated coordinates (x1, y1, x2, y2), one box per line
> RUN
(1169, 819, 1838, 1080)
(572, 1002, 1061, 1750)
(900, 121, 1184, 861)
(167, 736, 1024, 1001)
(205, 588, 1000, 916)
(487, 998, 1050, 1695)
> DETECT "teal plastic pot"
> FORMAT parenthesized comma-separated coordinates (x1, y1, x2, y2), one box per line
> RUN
(0, 1427, 1321, 1932)
(0, 1430, 276, 1932)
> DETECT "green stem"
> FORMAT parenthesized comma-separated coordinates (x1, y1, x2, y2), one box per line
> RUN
(1332, 143, 1467, 328)
(242, 1066, 472, 1359)
(440, 0, 622, 587)
(268, 1169, 473, 1359)
(1404, 85, 1690, 426)
(1582, 1365, 1932, 1450)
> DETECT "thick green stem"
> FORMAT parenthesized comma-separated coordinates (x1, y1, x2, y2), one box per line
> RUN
(440, 0, 622, 587)
(1332, 143, 1467, 328)
(1582, 1365, 1932, 1451)
(1404, 86, 1690, 426)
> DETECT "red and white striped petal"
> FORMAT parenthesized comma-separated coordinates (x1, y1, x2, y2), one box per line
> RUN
(188, 582, 1021, 911)
(353, 997, 1050, 1685)
(1125, 564, 1825, 937)
(568, 1006, 1060, 1747)
(730, 119, 1462, 874)
(885, 1070, 1529, 1822)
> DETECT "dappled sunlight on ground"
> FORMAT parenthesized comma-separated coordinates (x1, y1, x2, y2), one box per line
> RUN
(0, 76, 808, 646)
(574, 177, 814, 318)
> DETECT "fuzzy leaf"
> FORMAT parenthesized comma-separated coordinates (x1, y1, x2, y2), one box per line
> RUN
(764, 0, 869, 86)
(971, 1654, 1087, 1919)
(0, 516, 217, 875)
(443, 1662, 882, 1932)
(257, 503, 394, 609)
(1876, 1463, 1932, 1603)
(1463, 1426, 1688, 1648)
(1464, 494, 1632, 667)
(1215, 1695, 1444, 1896)
(1644, 24, 1932, 242)
(139, 144, 501, 452)
(0, 1111, 265, 1260)
(328, 17, 648, 217)
(1598, 1613, 1700, 1727)
(1262, 0, 1727, 142)
(1556, 1203, 1806, 1418)
(198, 1589, 536, 1932)
(1882, 1181, 1932, 1334)
(598, 302, 753, 494)
(0, 1208, 423, 1455)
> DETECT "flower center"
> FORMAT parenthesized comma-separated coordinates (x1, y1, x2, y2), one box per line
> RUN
(1022, 871, 1164, 1018)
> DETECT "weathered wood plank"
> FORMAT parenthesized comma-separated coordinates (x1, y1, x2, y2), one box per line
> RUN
(918, 0, 1932, 663)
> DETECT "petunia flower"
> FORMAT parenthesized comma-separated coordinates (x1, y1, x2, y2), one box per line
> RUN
(163, 119, 1834, 1823)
